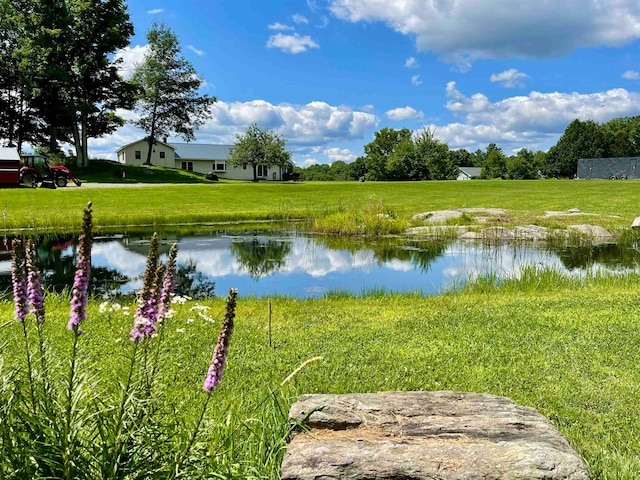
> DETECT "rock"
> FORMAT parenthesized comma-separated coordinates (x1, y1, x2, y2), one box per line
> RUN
(458, 207, 507, 215)
(459, 231, 481, 240)
(480, 226, 514, 241)
(514, 225, 549, 241)
(632, 216, 640, 228)
(567, 224, 613, 239)
(411, 210, 463, 223)
(281, 391, 591, 480)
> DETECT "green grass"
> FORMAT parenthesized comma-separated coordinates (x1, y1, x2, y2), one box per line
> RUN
(1, 177, 640, 235)
(2, 270, 640, 478)
(73, 159, 215, 184)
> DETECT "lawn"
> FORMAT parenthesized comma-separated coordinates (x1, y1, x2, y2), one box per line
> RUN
(2, 270, 640, 478)
(0, 178, 639, 234)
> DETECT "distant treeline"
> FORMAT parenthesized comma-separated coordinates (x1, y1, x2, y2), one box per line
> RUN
(296, 116, 640, 181)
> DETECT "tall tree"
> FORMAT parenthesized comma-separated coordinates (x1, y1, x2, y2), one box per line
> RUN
(133, 21, 216, 165)
(65, 0, 137, 166)
(0, 0, 136, 161)
(415, 127, 457, 180)
(546, 119, 608, 177)
(480, 144, 507, 179)
(362, 127, 412, 180)
(227, 123, 293, 181)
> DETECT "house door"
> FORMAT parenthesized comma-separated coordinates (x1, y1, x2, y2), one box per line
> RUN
(587, 159, 593, 179)
(631, 158, 638, 179)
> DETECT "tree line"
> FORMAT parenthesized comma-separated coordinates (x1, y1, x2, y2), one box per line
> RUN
(297, 116, 640, 181)
(0, 0, 213, 167)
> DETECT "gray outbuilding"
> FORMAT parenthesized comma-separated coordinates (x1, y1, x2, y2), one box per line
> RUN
(577, 157, 640, 179)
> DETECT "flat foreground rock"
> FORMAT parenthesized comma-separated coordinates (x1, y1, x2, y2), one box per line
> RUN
(281, 391, 590, 480)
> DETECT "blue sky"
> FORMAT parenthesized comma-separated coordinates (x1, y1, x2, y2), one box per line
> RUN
(94, 0, 640, 166)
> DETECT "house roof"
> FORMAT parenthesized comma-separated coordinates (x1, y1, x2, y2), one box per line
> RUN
(459, 167, 482, 177)
(0, 147, 20, 161)
(169, 143, 233, 160)
(116, 138, 174, 153)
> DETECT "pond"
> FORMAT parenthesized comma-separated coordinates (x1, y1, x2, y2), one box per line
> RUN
(1, 230, 639, 299)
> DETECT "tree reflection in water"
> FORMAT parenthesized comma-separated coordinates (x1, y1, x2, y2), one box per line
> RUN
(230, 237, 292, 279)
(313, 235, 449, 272)
(175, 259, 216, 298)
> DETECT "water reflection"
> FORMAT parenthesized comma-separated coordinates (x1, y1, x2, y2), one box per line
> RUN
(0, 231, 638, 299)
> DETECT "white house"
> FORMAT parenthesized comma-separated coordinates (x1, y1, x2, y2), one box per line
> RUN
(116, 139, 288, 181)
(457, 167, 482, 180)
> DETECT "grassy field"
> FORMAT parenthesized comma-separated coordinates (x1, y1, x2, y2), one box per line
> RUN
(2, 270, 639, 478)
(1, 177, 640, 234)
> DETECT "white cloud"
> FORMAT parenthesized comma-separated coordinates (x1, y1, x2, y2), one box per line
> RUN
(113, 45, 148, 80)
(266, 33, 319, 54)
(292, 13, 309, 24)
(186, 45, 205, 56)
(302, 158, 319, 167)
(307, 0, 318, 12)
(329, 0, 640, 66)
(405, 56, 418, 68)
(361, 104, 375, 111)
(622, 70, 640, 80)
(490, 68, 528, 88)
(385, 106, 424, 121)
(411, 75, 422, 86)
(204, 100, 379, 147)
(147, 8, 164, 14)
(268, 22, 295, 31)
(324, 147, 357, 162)
(427, 82, 640, 152)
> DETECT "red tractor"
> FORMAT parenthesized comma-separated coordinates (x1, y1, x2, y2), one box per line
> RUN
(20, 155, 82, 188)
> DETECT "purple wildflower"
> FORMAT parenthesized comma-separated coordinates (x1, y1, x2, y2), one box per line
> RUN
(11, 239, 28, 322)
(159, 243, 178, 318)
(26, 240, 45, 324)
(68, 203, 93, 331)
(131, 233, 161, 341)
(203, 288, 237, 392)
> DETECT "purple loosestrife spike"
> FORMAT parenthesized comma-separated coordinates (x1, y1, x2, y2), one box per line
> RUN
(159, 243, 178, 318)
(26, 240, 45, 324)
(131, 233, 161, 341)
(68, 203, 93, 331)
(11, 239, 28, 322)
(204, 288, 237, 392)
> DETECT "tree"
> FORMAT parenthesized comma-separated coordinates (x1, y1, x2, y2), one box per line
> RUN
(506, 148, 538, 179)
(7, 0, 136, 164)
(362, 127, 412, 180)
(133, 21, 216, 165)
(414, 128, 457, 180)
(227, 123, 292, 181)
(480, 144, 507, 179)
(546, 119, 608, 177)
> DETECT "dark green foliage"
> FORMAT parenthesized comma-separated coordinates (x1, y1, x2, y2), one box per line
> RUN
(546, 119, 609, 177)
(227, 123, 293, 181)
(0, 0, 136, 165)
(480, 144, 507, 179)
(506, 148, 539, 179)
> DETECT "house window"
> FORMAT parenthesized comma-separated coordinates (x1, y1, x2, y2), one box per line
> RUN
(135, 150, 141, 160)
(213, 162, 226, 171)
(181, 161, 193, 171)
(257, 164, 268, 177)
(243, 165, 247, 170)
(159, 151, 165, 159)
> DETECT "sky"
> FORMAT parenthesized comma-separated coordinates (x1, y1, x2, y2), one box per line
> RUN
(91, 0, 640, 166)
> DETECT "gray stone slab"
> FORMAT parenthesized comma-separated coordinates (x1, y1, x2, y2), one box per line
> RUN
(281, 391, 591, 480)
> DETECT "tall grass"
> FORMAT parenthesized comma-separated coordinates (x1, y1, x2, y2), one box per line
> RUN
(0, 206, 298, 479)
